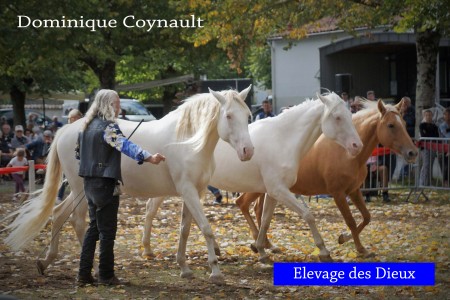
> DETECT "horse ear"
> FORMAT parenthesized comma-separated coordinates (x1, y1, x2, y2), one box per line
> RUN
(377, 99, 387, 115)
(238, 84, 252, 100)
(209, 88, 226, 105)
(395, 98, 404, 112)
(317, 93, 330, 105)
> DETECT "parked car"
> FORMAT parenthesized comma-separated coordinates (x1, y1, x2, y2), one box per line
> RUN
(0, 108, 52, 128)
(61, 98, 157, 123)
(119, 99, 157, 122)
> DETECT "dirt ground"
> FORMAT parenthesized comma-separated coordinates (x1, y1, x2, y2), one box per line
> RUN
(0, 180, 449, 299)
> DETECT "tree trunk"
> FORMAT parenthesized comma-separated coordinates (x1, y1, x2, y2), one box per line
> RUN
(82, 57, 116, 89)
(10, 85, 26, 128)
(414, 30, 441, 137)
(98, 59, 116, 89)
(162, 90, 176, 115)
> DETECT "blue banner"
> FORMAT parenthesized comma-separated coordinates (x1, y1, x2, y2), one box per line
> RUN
(273, 262, 435, 286)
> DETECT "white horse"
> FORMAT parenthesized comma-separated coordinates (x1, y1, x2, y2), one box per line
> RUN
(142, 92, 363, 267)
(4, 86, 254, 284)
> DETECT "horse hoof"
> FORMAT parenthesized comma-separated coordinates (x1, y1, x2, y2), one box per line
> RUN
(338, 234, 346, 244)
(318, 254, 334, 262)
(209, 274, 225, 285)
(142, 252, 155, 260)
(259, 256, 273, 264)
(36, 260, 45, 275)
(250, 243, 258, 253)
(362, 252, 376, 258)
(214, 248, 221, 256)
(270, 246, 282, 254)
(180, 270, 194, 279)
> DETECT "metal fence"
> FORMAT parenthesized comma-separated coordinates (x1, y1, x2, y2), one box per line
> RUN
(362, 137, 449, 202)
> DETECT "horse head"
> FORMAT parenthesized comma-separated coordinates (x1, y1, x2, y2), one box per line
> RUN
(376, 99, 418, 163)
(209, 85, 254, 161)
(318, 92, 363, 157)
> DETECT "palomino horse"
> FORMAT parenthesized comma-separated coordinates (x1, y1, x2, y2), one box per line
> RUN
(142, 92, 364, 265)
(4, 86, 254, 283)
(235, 99, 418, 258)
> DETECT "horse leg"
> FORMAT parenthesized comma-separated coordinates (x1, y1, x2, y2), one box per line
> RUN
(179, 188, 223, 284)
(235, 192, 270, 252)
(176, 202, 195, 279)
(142, 197, 165, 258)
(254, 194, 280, 253)
(253, 194, 277, 264)
(266, 189, 333, 262)
(338, 189, 374, 258)
(36, 192, 75, 275)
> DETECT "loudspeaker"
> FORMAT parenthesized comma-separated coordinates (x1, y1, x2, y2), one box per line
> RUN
(335, 73, 352, 94)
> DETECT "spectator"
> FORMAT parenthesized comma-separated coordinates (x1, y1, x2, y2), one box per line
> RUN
(7, 148, 28, 201)
(119, 108, 129, 120)
(26, 112, 38, 127)
(400, 96, 416, 138)
(24, 127, 32, 139)
(0, 116, 8, 126)
(207, 185, 223, 205)
(438, 107, 450, 187)
(366, 90, 376, 101)
(350, 96, 364, 113)
(51, 116, 63, 129)
(392, 96, 416, 181)
(364, 151, 391, 203)
(419, 110, 440, 187)
(11, 125, 30, 151)
(341, 92, 352, 110)
(25, 130, 53, 164)
(255, 98, 275, 121)
(56, 109, 83, 204)
(68, 109, 83, 124)
(1, 123, 14, 140)
(0, 130, 13, 167)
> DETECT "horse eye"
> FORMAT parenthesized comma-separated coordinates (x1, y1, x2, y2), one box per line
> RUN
(336, 116, 341, 121)
(388, 124, 394, 128)
(226, 115, 232, 120)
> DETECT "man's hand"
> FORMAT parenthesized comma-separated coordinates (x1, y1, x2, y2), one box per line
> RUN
(145, 153, 166, 164)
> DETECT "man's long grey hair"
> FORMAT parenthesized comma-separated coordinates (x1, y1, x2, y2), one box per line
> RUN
(81, 89, 118, 131)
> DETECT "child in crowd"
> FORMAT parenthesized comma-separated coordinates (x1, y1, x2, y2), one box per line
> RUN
(7, 148, 28, 201)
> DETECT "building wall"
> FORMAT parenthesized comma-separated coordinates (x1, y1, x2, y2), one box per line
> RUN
(270, 30, 449, 112)
(270, 32, 348, 112)
(321, 51, 391, 99)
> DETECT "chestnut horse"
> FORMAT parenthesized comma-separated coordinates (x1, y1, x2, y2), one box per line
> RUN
(236, 99, 418, 258)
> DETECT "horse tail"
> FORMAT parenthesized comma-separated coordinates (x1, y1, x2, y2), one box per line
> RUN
(3, 127, 65, 251)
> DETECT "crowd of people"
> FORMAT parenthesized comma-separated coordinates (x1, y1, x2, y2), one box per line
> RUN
(0, 111, 82, 198)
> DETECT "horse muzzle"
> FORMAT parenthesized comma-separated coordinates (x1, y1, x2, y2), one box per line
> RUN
(404, 148, 418, 163)
(347, 140, 363, 157)
(240, 146, 254, 161)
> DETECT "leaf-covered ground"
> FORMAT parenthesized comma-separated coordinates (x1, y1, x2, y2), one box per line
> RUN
(0, 181, 449, 299)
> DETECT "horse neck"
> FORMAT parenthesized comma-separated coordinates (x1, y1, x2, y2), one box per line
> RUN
(354, 111, 380, 163)
(279, 101, 325, 162)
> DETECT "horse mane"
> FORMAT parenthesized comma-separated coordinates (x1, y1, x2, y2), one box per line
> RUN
(174, 90, 248, 152)
(275, 92, 335, 121)
(353, 99, 399, 126)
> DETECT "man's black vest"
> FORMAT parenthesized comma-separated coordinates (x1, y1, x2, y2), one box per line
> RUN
(78, 118, 122, 181)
